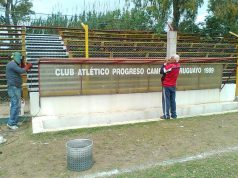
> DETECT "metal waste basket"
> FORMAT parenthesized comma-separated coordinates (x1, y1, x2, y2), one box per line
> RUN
(66, 139, 93, 171)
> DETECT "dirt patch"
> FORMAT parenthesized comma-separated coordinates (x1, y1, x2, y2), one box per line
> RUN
(0, 112, 238, 178)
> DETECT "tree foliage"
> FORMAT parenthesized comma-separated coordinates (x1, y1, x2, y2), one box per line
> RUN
(1, 0, 237, 39)
(0, 0, 34, 25)
(30, 8, 155, 32)
(126, 0, 204, 31)
(205, 0, 238, 35)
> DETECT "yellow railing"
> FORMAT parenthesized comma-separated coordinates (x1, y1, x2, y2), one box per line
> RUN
(81, 23, 89, 58)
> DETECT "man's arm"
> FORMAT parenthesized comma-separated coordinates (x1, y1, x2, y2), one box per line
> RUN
(12, 62, 32, 74)
(161, 63, 172, 74)
(12, 63, 26, 74)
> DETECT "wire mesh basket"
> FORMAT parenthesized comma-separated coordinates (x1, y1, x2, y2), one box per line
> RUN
(66, 139, 93, 171)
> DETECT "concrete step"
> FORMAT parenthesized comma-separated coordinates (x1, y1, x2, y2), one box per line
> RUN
(32, 101, 238, 133)
(27, 51, 68, 55)
(26, 58, 44, 61)
(26, 36, 61, 40)
(27, 82, 39, 86)
(28, 68, 38, 72)
(26, 41, 62, 45)
(27, 34, 61, 38)
(26, 40, 64, 46)
(28, 88, 39, 92)
(26, 53, 68, 58)
(25, 60, 38, 64)
(27, 77, 38, 81)
(26, 55, 68, 59)
(26, 39, 61, 42)
(26, 48, 66, 53)
(26, 34, 61, 37)
(26, 46, 66, 50)
(27, 73, 38, 77)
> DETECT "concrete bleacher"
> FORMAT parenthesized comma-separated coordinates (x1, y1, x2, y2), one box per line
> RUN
(0, 26, 237, 99)
(0, 28, 69, 96)
(25, 34, 68, 92)
(60, 29, 237, 84)
(61, 29, 237, 58)
(0, 27, 26, 101)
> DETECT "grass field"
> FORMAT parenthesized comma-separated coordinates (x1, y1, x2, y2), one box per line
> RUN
(0, 112, 238, 178)
(115, 151, 238, 178)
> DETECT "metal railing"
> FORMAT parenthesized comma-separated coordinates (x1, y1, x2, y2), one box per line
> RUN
(0, 24, 238, 117)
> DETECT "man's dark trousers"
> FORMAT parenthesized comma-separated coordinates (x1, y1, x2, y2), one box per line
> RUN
(162, 86, 177, 119)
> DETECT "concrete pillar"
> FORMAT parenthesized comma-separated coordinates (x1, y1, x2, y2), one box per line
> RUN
(167, 31, 177, 58)
(30, 92, 40, 116)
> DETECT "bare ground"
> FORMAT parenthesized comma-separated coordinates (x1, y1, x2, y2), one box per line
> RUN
(0, 112, 238, 178)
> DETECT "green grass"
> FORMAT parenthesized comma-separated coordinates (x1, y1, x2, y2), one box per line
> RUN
(29, 112, 236, 141)
(114, 151, 238, 178)
(1, 112, 238, 178)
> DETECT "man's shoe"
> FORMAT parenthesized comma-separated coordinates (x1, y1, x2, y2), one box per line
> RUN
(7, 124, 19, 130)
(160, 116, 170, 120)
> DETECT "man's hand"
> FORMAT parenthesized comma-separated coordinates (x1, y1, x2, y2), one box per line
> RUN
(164, 67, 172, 73)
(167, 68, 172, 72)
(24, 63, 33, 71)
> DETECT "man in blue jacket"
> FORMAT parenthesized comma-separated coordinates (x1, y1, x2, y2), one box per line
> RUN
(6, 52, 32, 130)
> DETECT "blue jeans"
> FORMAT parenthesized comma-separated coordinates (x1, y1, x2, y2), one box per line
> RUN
(7, 86, 22, 126)
(162, 86, 177, 118)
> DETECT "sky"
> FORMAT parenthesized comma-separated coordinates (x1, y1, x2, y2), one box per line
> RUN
(32, 0, 126, 16)
(196, 0, 209, 23)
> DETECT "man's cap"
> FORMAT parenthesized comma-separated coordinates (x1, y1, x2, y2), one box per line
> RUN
(11, 52, 22, 64)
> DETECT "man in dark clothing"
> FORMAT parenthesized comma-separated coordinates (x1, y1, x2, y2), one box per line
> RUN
(160, 54, 180, 119)
(6, 52, 32, 130)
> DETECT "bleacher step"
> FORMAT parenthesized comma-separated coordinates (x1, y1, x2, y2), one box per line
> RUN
(26, 34, 68, 92)
(26, 46, 66, 50)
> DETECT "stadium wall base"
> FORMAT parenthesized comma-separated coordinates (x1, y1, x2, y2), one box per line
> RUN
(31, 84, 238, 133)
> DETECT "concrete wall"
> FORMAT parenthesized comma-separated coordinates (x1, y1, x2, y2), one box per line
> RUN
(220, 84, 236, 102)
(31, 84, 236, 117)
(31, 84, 238, 133)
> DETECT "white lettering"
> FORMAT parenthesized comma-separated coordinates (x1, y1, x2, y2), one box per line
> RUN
(112, 68, 144, 75)
(55, 69, 60, 76)
(147, 68, 160, 74)
(180, 68, 202, 74)
(55, 68, 74, 76)
(78, 68, 110, 76)
(204, 67, 215, 74)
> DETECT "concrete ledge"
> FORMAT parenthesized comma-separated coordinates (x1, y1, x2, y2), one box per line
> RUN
(178, 101, 238, 117)
(32, 101, 238, 133)
(32, 107, 161, 133)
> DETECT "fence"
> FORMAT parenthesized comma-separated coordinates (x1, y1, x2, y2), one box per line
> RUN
(0, 24, 238, 118)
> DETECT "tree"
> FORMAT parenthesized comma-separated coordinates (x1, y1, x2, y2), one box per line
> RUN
(30, 9, 154, 32)
(179, 19, 200, 33)
(126, 0, 204, 31)
(205, 0, 238, 35)
(0, 0, 11, 25)
(0, 0, 34, 25)
(126, 0, 171, 32)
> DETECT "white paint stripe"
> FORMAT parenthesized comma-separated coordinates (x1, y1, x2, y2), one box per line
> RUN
(82, 146, 238, 178)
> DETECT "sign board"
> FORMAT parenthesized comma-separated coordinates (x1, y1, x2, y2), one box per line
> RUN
(39, 63, 223, 96)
